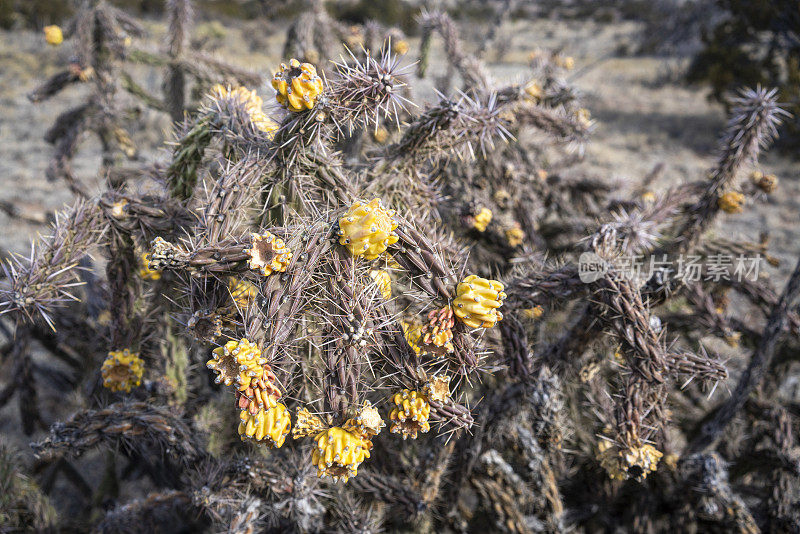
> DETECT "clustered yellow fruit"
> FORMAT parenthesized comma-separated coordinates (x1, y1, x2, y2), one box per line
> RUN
(238, 401, 291, 447)
(209, 84, 278, 136)
(505, 225, 524, 247)
(138, 252, 161, 281)
(343, 401, 385, 438)
(724, 331, 742, 348)
(304, 402, 382, 482)
(523, 305, 544, 320)
(453, 275, 506, 328)
(597, 439, 663, 481)
(556, 55, 575, 70)
(213, 339, 280, 402)
(750, 170, 778, 193)
(312, 427, 372, 482)
(389, 389, 431, 440)
(271, 59, 324, 112)
(392, 40, 410, 55)
(44, 25, 63, 46)
(472, 207, 492, 232)
(718, 191, 745, 214)
(369, 269, 392, 300)
(422, 374, 451, 403)
(292, 407, 327, 439)
(244, 232, 292, 277)
(338, 198, 399, 259)
(101, 349, 144, 393)
(401, 320, 422, 355)
(417, 306, 455, 356)
(372, 126, 390, 144)
(228, 277, 258, 310)
(207, 338, 290, 446)
(524, 80, 544, 102)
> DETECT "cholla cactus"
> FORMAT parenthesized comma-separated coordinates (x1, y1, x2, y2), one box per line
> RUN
(209, 84, 278, 136)
(101, 349, 144, 393)
(6, 5, 798, 533)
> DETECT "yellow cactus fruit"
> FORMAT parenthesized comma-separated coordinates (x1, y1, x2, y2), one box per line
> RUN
(392, 39, 409, 55)
(312, 427, 372, 482)
(579, 361, 600, 383)
(494, 188, 512, 205)
(292, 407, 327, 439)
(271, 59, 324, 112)
(208, 338, 283, 413)
(209, 84, 278, 136)
(138, 252, 161, 281)
(417, 306, 455, 356)
(523, 305, 544, 320)
(597, 438, 663, 482)
(344, 26, 364, 50)
(110, 199, 128, 219)
(422, 374, 451, 403)
(641, 191, 656, 204)
(718, 191, 745, 214)
(505, 224, 524, 247)
(389, 389, 431, 440)
(338, 198, 399, 259)
(750, 170, 778, 193)
(453, 275, 506, 329)
(245, 232, 292, 277)
(372, 126, 390, 144)
(44, 25, 63, 46)
(343, 401, 385, 438)
(228, 277, 258, 310)
(401, 320, 422, 355)
(724, 331, 742, 348)
(238, 402, 291, 447)
(663, 453, 680, 471)
(113, 127, 136, 158)
(369, 269, 392, 300)
(206, 341, 243, 388)
(524, 80, 543, 102)
(101, 349, 144, 393)
(472, 207, 492, 232)
(558, 55, 575, 70)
